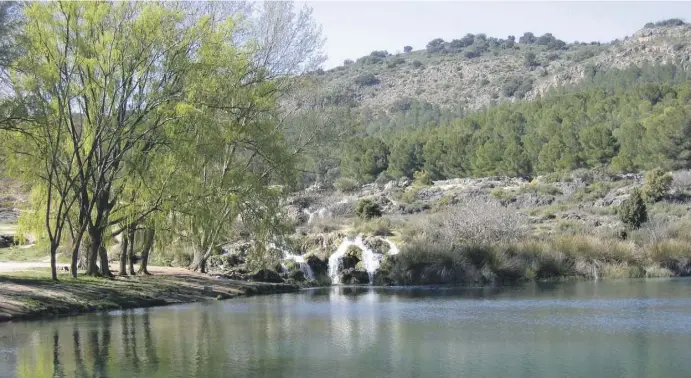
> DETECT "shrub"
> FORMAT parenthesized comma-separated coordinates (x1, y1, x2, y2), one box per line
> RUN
(618, 188, 648, 230)
(426, 38, 446, 53)
(643, 168, 672, 203)
(413, 170, 432, 186)
(524, 51, 538, 68)
(355, 199, 382, 220)
(356, 217, 392, 236)
(464, 49, 480, 59)
(370, 50, 389, 58)
(520, 183, 562, 196)
(490, 188, 516, 202)
(430, 198, 527, 244)
(411, 60, 423, 68)
(503, 76, 533, 98)
(403, 45, 412, 53)
(334, 177, 359, 193)
(354, 73, 380, 86)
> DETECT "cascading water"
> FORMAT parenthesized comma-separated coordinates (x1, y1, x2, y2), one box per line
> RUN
(271, 243, 315, 280)
(328, 235, 400, 285)
(284, 253, 315, 280)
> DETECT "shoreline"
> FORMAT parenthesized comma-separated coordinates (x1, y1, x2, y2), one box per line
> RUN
(0, 267, 298, 324)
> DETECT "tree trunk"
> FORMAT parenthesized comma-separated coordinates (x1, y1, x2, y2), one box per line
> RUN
(99, 244, 112, 277)
(189, 246, 212, 273)
(118, 232, 129, 276)
(138, 229, 154, 275)
(50, 242, 59, 281)
(127, 226, 136, 275)
(86, 229, 101, 276)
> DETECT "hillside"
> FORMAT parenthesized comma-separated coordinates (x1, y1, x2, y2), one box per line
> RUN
(312, 21, 691, 113)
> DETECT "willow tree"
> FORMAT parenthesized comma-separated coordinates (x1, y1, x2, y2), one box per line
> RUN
(164, 19, 296, 273)
(6, 2, 213, 277)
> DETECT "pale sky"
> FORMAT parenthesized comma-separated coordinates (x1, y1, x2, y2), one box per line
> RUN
(300, 1, 691, 69)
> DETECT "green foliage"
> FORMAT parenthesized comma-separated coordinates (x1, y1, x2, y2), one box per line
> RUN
(645, 19, 686, 28)
(524, 52, 538, 68)
(520, 183, 562, 196)
(334, 177, 359, 193)
(354, 73, 380, 86)
(426, 38, 445, 53)
(340, 136, 389, 182)
(643, 168, 673, 203)
(503, 76, 533, 98)
(413, 170, 432, 186)
(355, 217, 392, 236)
(571, 181, 617, 202)
(355, 199, 382, 220)
(403, 45, 413, 53)
(490, 188, 516, 202)
(618, 188, 648, 230)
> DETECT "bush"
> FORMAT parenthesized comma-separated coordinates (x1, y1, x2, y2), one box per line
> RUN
(643, 168, 672, 203)
(411, 60, 423, 68)
(413, 170, 432, 186)
(524, 51, 538, 68)
(355, 199, 382, 220)
(430, 198, 527, 245)
(503, 76, 533, 98)
(426, 38, 445, 53)
(354, 73, 380, 86)
(618, 188, 648, 230)
(334, 177, 359, 193)
(403, 45, 413, 53)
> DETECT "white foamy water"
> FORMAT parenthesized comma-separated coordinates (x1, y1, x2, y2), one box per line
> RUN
(328, 235, 399, 285)
(271, 243, 315, 280)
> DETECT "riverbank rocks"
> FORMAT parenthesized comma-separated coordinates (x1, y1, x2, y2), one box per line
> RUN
(250, 269, 284, 283)
(305, 253, 328, 275)
(0, 234, 13, 248)
(339, 268, 369, 284)
(289, 270, 306, 282)
(339, 245, 362, 270)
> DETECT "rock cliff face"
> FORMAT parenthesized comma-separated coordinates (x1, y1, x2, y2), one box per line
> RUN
(310, 25, 691, 113)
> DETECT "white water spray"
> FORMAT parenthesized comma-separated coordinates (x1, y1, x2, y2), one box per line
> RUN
(271, 243, 315, 280)
(284, 253, 315, 280)
(328, 235, 399, 285)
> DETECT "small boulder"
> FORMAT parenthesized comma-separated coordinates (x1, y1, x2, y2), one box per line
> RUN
(0, 235, 13, 248)
(305, 253, 329, 275)
(289, 270, 306, 282)
(250, 269, 284, 283)
(339, 268, 370, 284)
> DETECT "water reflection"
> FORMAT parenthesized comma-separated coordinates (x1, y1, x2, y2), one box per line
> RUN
(1, 279, 691, 378)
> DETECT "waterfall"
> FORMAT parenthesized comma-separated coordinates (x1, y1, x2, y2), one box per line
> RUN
(328, 238, 354, 285)
(271, 242, 315, 280)
(328, 235, 399, 285)
(284, 253, 315, 280)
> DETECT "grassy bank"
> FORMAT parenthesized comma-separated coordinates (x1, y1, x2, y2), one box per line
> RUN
(0, 268, 298, 323)
(377, 235, 691, 286)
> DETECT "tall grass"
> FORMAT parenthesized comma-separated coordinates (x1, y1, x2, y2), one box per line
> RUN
(380, 197, 691, 285)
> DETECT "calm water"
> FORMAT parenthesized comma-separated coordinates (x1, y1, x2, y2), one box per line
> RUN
(2, 278, 691, 378)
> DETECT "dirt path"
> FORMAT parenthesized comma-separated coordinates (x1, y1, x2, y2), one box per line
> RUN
(0, 261, 69, 272)
(0, 265, 298, 323)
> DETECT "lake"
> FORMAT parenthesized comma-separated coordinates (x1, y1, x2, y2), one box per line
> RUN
(2, 278, 691, 377)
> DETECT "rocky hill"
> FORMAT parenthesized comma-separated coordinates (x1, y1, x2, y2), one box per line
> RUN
(311, 22, 691, 113)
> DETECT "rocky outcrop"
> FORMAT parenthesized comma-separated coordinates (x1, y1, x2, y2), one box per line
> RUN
(339, 268, 369, 285)
(305, 253, 329, 276)
(0, 234, 13, 249)
(249, 269, 284, 283)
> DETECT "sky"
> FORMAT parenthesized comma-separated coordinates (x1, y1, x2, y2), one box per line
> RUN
(299, 1, 691, 69)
